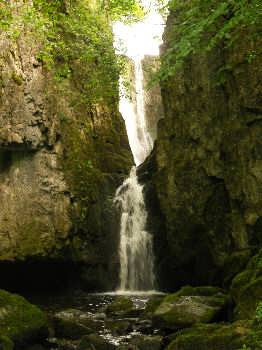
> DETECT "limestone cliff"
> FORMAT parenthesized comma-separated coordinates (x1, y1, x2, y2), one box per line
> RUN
(0, 1, 132, 290)
(141, 7, 262, 290)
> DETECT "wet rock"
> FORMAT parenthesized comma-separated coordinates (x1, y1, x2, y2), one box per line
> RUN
(105, 297, 134, 317)
(0, 289, 48, 347)
(77, 334, 115, 350)
(166, 320, 262, 350)
(143, 296, 165, 318)
(105, 319, 132, 336)
(117, 345, 139, 350)
(130, 335, 163, 350)
(133, 320, 154, 334)
(153, 286, 229, 330)
(53, 309, 103, 340)
(48, 337, 78, 350)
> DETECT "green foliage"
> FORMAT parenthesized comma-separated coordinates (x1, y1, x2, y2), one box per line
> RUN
(255, 302, 262, 322)
(108, 0, 144, 23)
(0, 0, 143, 105)
(239, 346, 251, 350)
(158, 0, 262, 81)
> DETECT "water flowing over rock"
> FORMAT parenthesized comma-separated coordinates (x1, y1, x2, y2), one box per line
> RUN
(114, 167, 155, 291)
(113, 1, 165, 292)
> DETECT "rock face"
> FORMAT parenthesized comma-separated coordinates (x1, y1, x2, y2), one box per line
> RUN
(142, 55, 164, 144)
(0, 1, 132, 290)
(140, 4, 262, 290)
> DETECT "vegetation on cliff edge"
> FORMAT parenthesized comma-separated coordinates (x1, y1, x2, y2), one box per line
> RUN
(158, 0, 261, 81)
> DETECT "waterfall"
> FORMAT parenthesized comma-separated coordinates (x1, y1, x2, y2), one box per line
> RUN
(113, 0, 165, 292)
(114, 167, 155, 291)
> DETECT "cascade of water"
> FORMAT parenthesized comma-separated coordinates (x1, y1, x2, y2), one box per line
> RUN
(114, 167, 155, 291)
(113, 1, 165, 292)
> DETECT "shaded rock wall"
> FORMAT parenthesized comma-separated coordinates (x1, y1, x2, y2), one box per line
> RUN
(142, 55, 164, 143)
(141, 10, 262, 290)
(0, 2, 132, 291)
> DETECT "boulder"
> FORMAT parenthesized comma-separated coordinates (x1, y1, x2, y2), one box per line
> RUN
(105, 319, 132, 335)
(130, 335, 163, 350)
(77, 334, 115, 350)
(52, 309, 103, 340)
(166, 321, 262, 350)
(143, 295, 165, 318)
(105, 297, 134, 317)
(0, 289, 48, 347)
(231, 249, 262, 320)
(153, 286, 229, 330)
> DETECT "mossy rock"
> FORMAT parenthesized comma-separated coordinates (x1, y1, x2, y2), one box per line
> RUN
(231, 249, 262, 320)
(166, 321, 253, 350)
(165, 286, 225, 300)
(77, 334, 115, 350)
(0, 336, 14, 350)
(52, 309, 102, 340)
(105, 297, 134, 317)
(153, 286, 229, 330)
(143, 295, 165, 317)
(130, 335, 163, 350)
(105, 319, 131, 336)
(0, 289, 47, 346)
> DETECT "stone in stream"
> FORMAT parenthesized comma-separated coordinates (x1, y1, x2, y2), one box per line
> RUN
(152, 286, 230, 330)
(0, 289, 48, 349)
(130, 335, 163, 350)
(105, 297, 135, 317)
(105, 319, 132, 336)
(143, 295, 165, 318)
(77, 334, 116, 350)
(52, 309, 103, 340)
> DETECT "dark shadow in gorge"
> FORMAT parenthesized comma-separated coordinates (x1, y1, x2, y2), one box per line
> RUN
(0, 259, 81, 297)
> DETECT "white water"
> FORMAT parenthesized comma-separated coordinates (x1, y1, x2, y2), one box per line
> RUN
(113, 1, 165, 292)
(114, 167, 155, 291)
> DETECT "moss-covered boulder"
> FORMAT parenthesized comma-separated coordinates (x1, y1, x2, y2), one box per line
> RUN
(143, 295, 165, 318)
(77, 334, 115, 350)
(231, 249, 262, 320)
(0, 289, 47, 347)
(166, 321, 262, 350)
(130, 335, 163, 350)
(153, 286, 229, 330)
(52, 309, 103, 340)
(105, 297, 134, 317)
(105, 319, 132, 336)
(0, 336, 14, 350)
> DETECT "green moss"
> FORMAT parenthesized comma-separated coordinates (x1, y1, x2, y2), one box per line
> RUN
(106, 297, 134, 316)
(165, 286, 224, 302)
(11, 73, 23, 86)
(0, 336, 14, 350)
(0, 289, 47, 345)
(144, 295, 165, 317)
(167, 321, 253, 350)
(231, 249, 262, 320)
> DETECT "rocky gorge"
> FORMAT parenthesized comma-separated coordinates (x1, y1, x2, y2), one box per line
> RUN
(0, 0, 261, 349)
